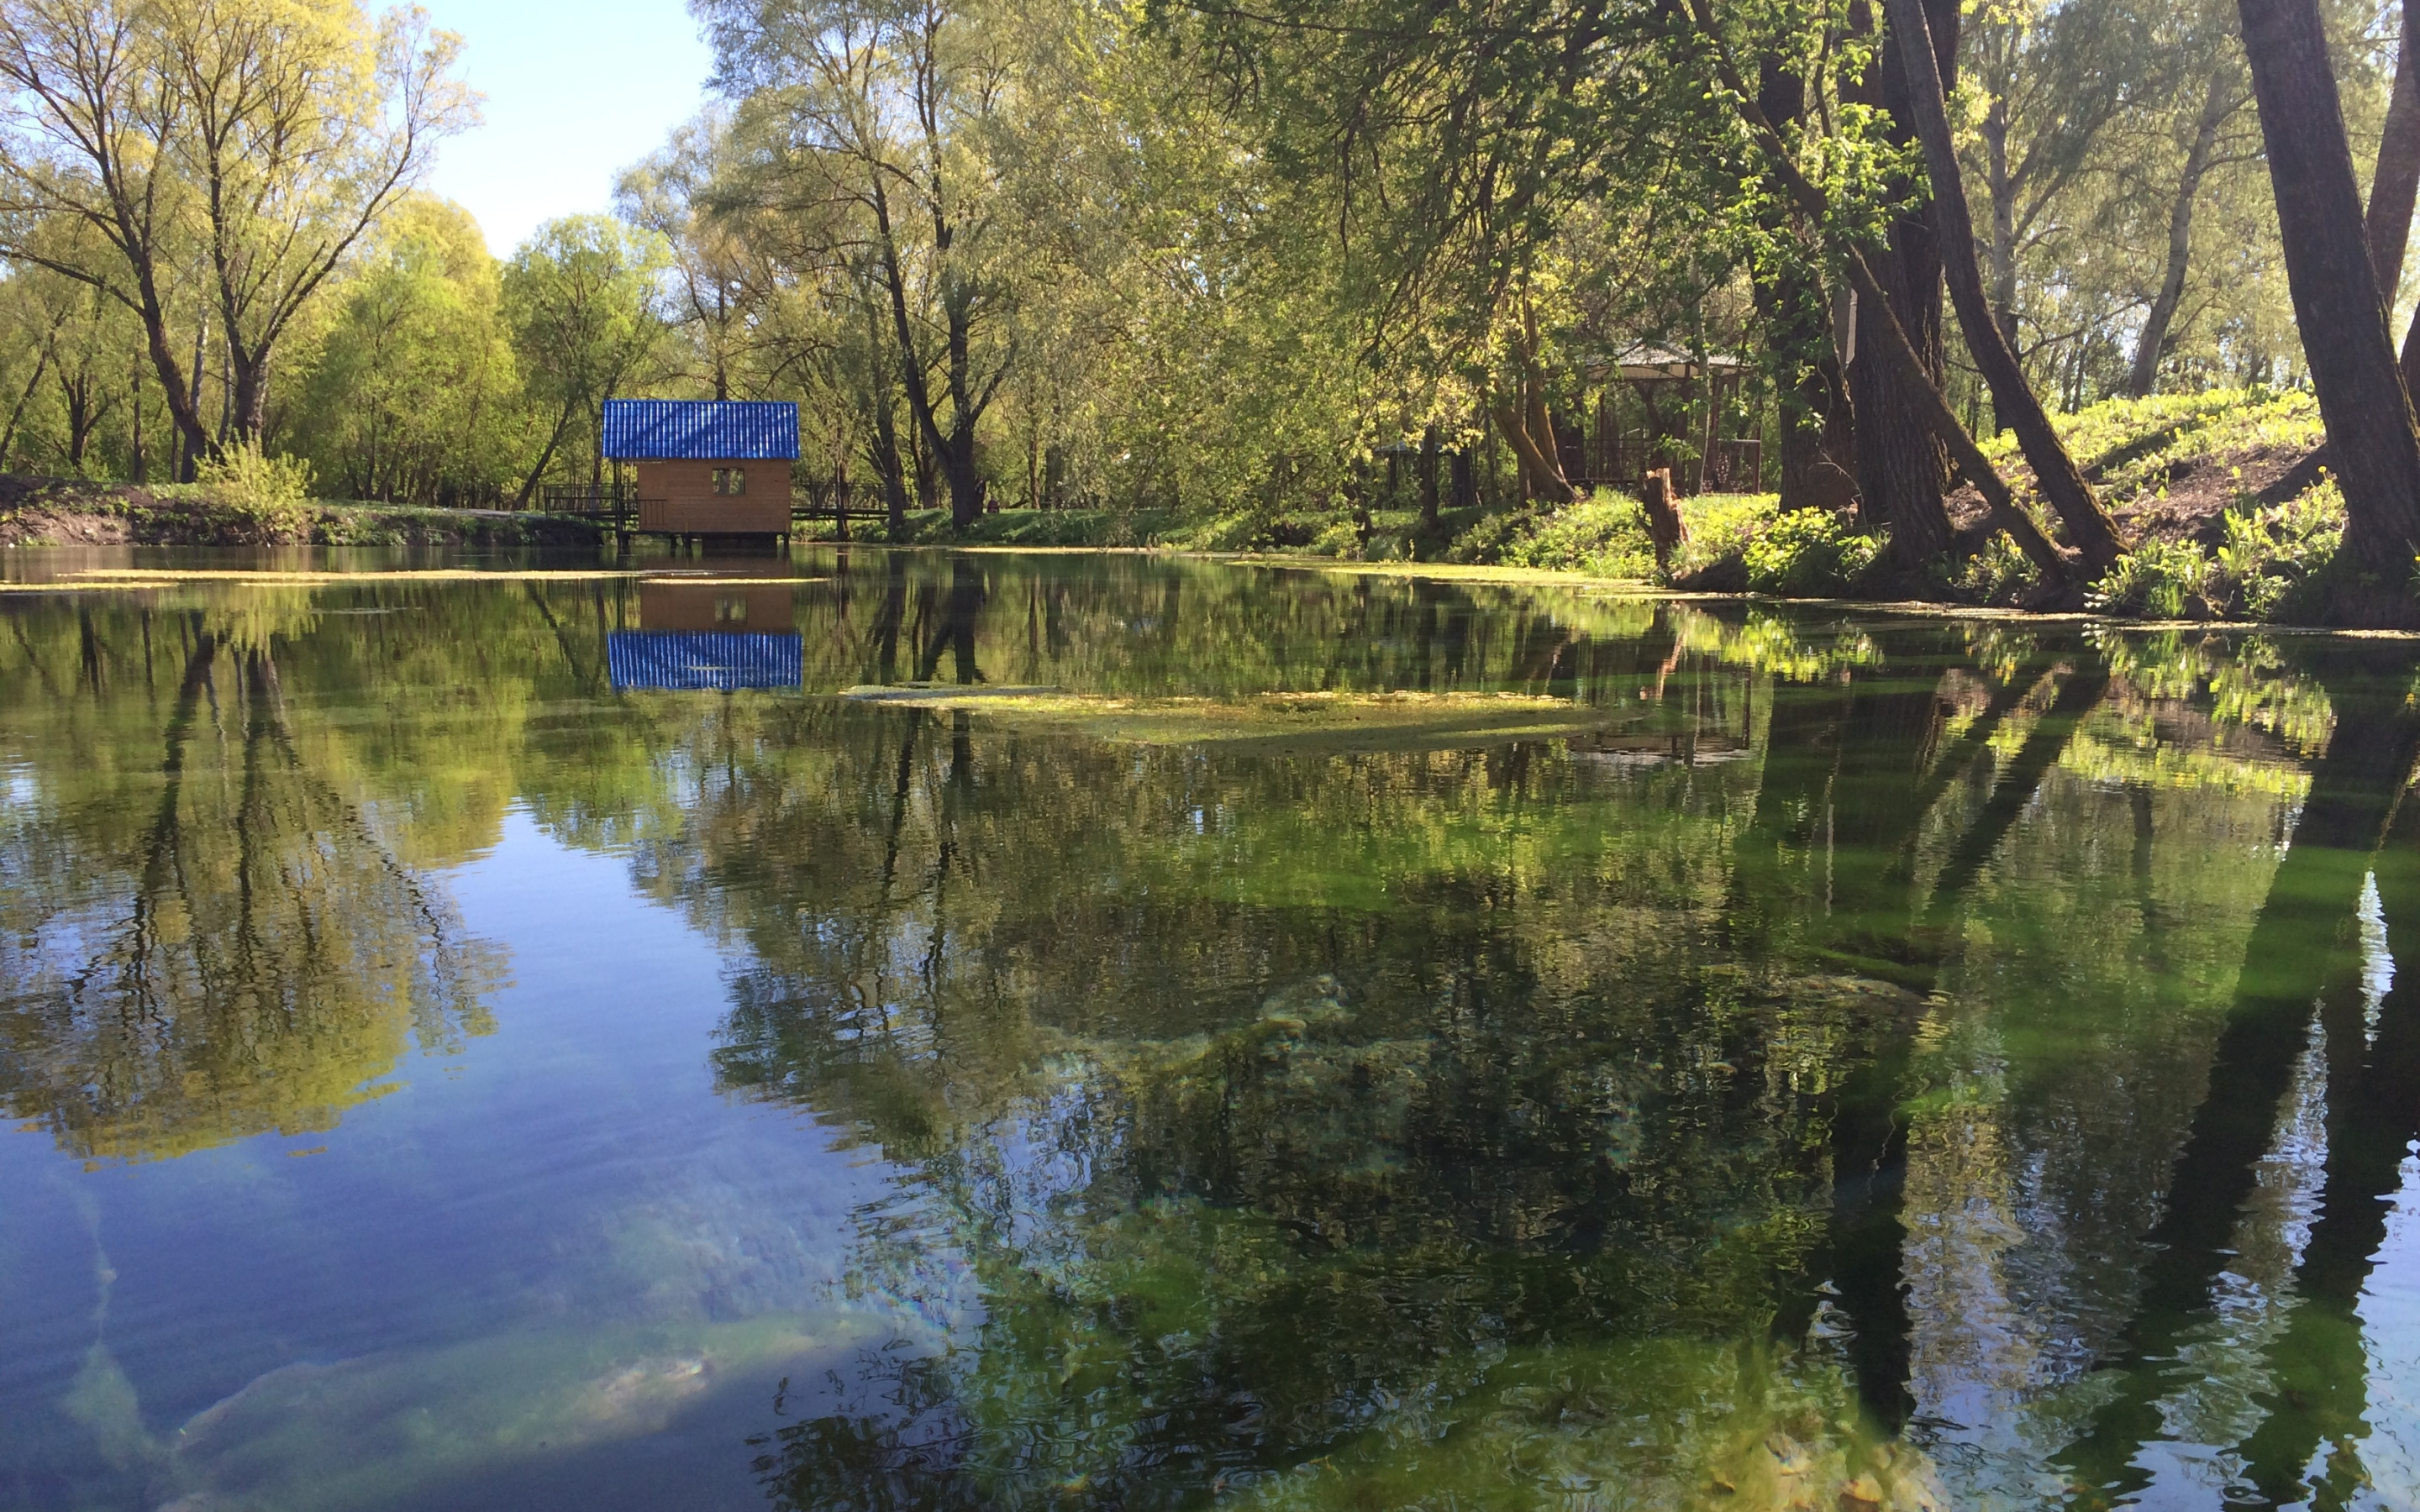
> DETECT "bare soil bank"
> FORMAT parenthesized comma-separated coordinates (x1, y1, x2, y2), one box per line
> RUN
(0, 476, 609, 549)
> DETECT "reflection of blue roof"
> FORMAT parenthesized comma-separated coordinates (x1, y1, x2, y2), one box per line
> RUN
(608, 632, 802, 691)
(601, 400, 799, 459)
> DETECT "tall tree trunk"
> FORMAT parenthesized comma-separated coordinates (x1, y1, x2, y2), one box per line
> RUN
(1886, 0, 2125, 573)
(2128, 68, 2236, 397)
(939, 290, 990, 530)
(1981, 93, 2022, 350)
(1755, 51, 1860, 515)
(1418, 424, 1441, 533)
(1497, 302, 1580, 504)
(2370, 0, 2420, 298)
(1846, 0, 1961, 567)
(2238, 0, 2420, 581)
(0, 339, 53, 465)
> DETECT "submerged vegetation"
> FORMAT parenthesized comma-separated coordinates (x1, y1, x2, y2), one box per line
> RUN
(1, 555, 2409, 1506)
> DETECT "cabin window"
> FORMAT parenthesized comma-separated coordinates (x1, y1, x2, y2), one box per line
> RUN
(714, 596, 747, 624)
(712, 467, 748, 496)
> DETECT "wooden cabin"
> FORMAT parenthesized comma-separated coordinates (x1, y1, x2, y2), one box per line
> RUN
(602, 399, 798, 538)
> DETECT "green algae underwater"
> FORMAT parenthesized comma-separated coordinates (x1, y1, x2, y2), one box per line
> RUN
(2, 546, 2417, 1510)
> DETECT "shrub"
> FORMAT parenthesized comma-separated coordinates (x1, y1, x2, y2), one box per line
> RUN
(1497, 493, 1657, 577)
(1959, 530, 2040, 605)
(1741, 509, 1884, 596)
(197, 441, 318, 538)
(2212, 483, 2343, 618)
(2089, 539, 2215, 618)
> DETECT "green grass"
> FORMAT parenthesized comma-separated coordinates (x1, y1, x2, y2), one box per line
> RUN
(1979, 386, 2324, 509)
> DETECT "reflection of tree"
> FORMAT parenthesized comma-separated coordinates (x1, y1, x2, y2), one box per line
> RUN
(0, 611, 505, 1162)
(690, 619, 2186, 1504)
(2058, 642, 2420, 1503)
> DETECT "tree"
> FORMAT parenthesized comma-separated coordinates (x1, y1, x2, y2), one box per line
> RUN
(616, 109, 765, 403)
(2123, 34, 2256, 397)
(707, 0, 1025, 530)
(291, 195, 522, 505)
(1884, 0, 2124, 574)
(2237, 0, 2420, 583)
(0, 0, 471, 472)
(501, 214, 668, 507)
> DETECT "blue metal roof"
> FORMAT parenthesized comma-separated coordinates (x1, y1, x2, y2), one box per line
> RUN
(608, 631, 803, 691)
(601, 399, 800, 460)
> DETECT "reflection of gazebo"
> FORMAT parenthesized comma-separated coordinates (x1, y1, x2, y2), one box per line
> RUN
(1560, 345, 1763, 496)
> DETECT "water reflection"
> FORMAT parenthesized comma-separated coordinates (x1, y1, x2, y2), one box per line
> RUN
(0, 554, 2417, 1509)
(609, 579, 804, 692)
(0, 608, 503, 1163)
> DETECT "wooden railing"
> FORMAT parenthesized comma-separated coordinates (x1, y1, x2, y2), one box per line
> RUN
(538, 484, 639, 518)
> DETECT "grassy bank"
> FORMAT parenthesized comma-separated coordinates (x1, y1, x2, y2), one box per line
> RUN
(0, 477, 610, 549)
(5, 389, 2369, 622)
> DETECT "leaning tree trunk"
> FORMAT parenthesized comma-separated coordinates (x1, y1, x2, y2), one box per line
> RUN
(2239, 0, 2420, 580)
(1680, 0, 2071, 588)
(1886, 0, 2125, 574)
(2369, 0, 2420, 298)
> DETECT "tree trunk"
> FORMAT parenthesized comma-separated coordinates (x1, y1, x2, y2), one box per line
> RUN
(1886, 0, 2125, 574)
(1981, 94, 2022, 351)
(1418, 424, 1441, 533)
(868, 398, 912, 537)
(1681, 0, 2070, 586)
(1846, 0, 1960, 566)
(2239, 0, 2420, 579)
(2370, 0, 2420, 298)
(1754, 50, 1861, 515)
(2129, 68, 2235, 397)
(1490, 401, 1576, 504)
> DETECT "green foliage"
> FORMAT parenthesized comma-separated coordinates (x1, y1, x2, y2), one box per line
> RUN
(502, 215, 671, 498)
(1741, 508, 1884, 596)
(196, 441, 318, 538)
(1959, 530, 2043, 605)
(2213, 485, 2344, 619)
(2089, 539, 2215, 618)
(292, 197, 525, 507)
(2087, 483, 2347, 622)
(1495, 494, 1657, 576)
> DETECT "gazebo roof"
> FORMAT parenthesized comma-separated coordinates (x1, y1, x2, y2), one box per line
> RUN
(602, 399, 800, 460)
(1597, 344, 1754, 381)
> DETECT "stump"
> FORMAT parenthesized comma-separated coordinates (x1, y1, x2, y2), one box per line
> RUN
(1641, 469, 1688, 575)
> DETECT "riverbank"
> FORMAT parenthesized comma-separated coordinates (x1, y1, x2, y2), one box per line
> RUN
(796, 388, 2349, 621)
(0, 477, 610, 549)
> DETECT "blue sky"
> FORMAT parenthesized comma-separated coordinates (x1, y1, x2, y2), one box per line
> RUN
(412, 0, 717, 255)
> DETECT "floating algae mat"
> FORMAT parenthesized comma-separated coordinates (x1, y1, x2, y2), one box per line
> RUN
(0, 546, 2410, 1510)
(839, 685, 1632, 748)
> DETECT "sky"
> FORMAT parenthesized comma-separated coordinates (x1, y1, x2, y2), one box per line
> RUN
(411, 0, 718, 256)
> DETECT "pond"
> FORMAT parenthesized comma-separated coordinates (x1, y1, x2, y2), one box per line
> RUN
(2, 546, 2417, 1511)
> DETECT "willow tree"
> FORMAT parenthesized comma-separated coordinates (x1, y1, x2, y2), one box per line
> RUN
(501, 214, 670, 506)
(704, 0, 1031, 530)
(0, 0, 472, 470)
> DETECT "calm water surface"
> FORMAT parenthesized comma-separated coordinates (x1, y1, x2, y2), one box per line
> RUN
(4, 547, 2420, 1509)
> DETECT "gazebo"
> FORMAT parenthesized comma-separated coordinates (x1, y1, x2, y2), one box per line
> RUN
(1563, 345, 1762, 496)
(602, 399, 798, 540)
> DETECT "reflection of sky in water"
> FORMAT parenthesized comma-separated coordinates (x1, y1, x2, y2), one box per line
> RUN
(0, 810, 929, 1509)
(2365, 1154, 2420, 1508)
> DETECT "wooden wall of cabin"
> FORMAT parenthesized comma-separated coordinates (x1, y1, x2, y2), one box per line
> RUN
(633, 459, 793, 534)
